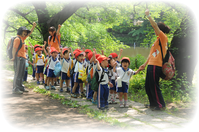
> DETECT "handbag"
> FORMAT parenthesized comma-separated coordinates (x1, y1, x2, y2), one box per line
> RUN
(159, 39, 175, 80)
(117, 71, 126, 87)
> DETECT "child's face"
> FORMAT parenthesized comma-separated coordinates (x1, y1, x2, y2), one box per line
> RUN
(113, 57, 118, 61)
(36, 50, 42, 56)
(101, 59, 108, 67)
(63, 51, 69, 59)
(77, 54, 84, 62)
(109, 58, 116, 67)
(122, 61, 129, 69)
(52, 52, 58, 58)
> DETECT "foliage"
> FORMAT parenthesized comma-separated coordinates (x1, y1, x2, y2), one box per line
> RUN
(129, 54, 146, 69)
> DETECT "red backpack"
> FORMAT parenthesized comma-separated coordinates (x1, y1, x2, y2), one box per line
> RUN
(159, 39, 175, 80)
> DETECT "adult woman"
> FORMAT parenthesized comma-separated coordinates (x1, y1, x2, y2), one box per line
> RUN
(139, 9, 171, 110)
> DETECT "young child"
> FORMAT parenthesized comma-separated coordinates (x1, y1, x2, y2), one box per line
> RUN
(34, 46, 45, 85)
(114, 57, 141, 108)
(71, 50, 86, 98)
(46, 47, 59, 90)
(60, 47, 73, 92)
(96, 55, 113, 110)
(23, 45, 33, 82)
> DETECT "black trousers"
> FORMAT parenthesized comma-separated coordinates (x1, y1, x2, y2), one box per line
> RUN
(13, 57, 25, 91)
(145, 65, 165, 108)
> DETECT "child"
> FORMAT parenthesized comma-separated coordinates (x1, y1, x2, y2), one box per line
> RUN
(34, 46, 45, 85)
(114, 57, 141, 108)
(71, 51, 86, 98)
(46, 47, 59, 90)
(23, 45, 33, 82)
(60, 47, 73, 92)
(96, 55, 113, 110)
(107, 56, 118, 104)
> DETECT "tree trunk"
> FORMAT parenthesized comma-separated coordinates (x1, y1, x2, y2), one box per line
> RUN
(170, 11, 197, 84)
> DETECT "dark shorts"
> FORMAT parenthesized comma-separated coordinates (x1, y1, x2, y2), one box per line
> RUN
(73, 72, 83, 83)
(61, 72, 70, 80)
(110, 79, 116, 91)
(36, 65, 44, 73)
(47, 69, 56, 78)
(116, 81, 129, 93)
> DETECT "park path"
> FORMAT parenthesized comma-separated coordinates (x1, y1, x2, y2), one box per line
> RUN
(0, 70, 199, 132)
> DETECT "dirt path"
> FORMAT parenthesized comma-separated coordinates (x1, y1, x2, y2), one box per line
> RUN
(0, 79, 118, 132)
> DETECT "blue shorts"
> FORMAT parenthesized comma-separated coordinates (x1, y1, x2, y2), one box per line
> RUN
(110, 79, 116, 91)
(43, 66, 48, 75)
(61, 72, 70, 80)
(36, 65, 44, 73)
(73, 72, 83, 83)
(116, 81, 129, 93)
(47, 69, 56, 78)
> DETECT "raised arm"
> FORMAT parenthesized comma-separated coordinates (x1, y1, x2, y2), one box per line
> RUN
(69, 47, 75, 59)
(118, 49, 123, 61)
(28, 22, 36, 37)
(43, 41, 47, 56)
(56, 24, 61, 36)
(145, 9, 160, 36)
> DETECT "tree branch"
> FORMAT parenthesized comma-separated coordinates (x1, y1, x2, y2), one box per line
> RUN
(47, 1, 87, 27)
(160, 0, 182, 13)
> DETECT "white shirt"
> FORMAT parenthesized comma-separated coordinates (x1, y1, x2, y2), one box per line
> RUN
(74, 61, 85, 73)
(108, 68, 117, 80)
(116, 67, 135, 84)
(97, 67, 109, 85)
(48, 56, 59, 70)
(60, 58, 71, 73)
(35, 54, 45, 66)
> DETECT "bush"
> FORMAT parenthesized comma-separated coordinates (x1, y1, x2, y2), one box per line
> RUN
(129, 54, 146, 70)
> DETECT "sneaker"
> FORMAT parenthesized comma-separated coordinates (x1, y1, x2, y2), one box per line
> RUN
(105, 105, 109, 110)
(92, 98, 97, 105)
(120, 104, 124, 108)
(45, 86, 50, 90)
(80, 93, 86, 98)
(116, 94, 119, 99)
(71, 93, 77, 98)
(60, 88, 63, 92)
(151, 107, 166, 111)
(99, 107, 105, 111)
(112, 100, 117, 104)
(42, 80, 45, 84)
(66, 87, 70, 93)
(37, 81, 40, 85)
(23, 89, 29, 92)
(12, 89, 23, 94)
(124, 104, 129, 108)
(51, 85, 56, 90)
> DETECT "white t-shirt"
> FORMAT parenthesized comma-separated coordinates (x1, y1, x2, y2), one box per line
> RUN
(108, 68, 117, 80)
(116, 67, 135, 84)
(97, 67, 109, 85)
(35, 54, 45, 66)
(74, 61, 85, 73)
(48, 56, 59, 70)
(60, 58, 72, 73)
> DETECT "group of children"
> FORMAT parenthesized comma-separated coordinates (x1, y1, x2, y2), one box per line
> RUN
(24, 43, 141, 111)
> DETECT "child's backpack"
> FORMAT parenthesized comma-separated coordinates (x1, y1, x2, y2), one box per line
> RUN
(88, 67, 107, 92)
(7, 36, 23, 59)
(54, 61, 62, 77)
(159, 39, 175, 80)
(70, 60, 77, 78)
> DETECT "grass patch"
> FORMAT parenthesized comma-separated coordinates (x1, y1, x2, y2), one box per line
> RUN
(23, 82, 131, 129)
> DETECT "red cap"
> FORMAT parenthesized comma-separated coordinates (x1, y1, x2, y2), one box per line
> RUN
(109, 53, 118, 58)
(95, 54, 100, 59)
(73, 49, 81, 55)
(34, 44, 42, 50)
(85, 49, 92, 53)
(75, 51, 85, 59)
(35, 47, 42, 52)
(121, 57, 130, 64)
(97, 55, 109, 64)
(50, 47, 59, 54)
(88, 52, 93, 61)
(62, 48, 69, 54)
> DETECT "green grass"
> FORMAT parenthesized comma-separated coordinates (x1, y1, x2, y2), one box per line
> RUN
(23, 82, 131, 129)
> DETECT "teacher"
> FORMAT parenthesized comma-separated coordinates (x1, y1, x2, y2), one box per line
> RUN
(139, 9, 171, 111)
